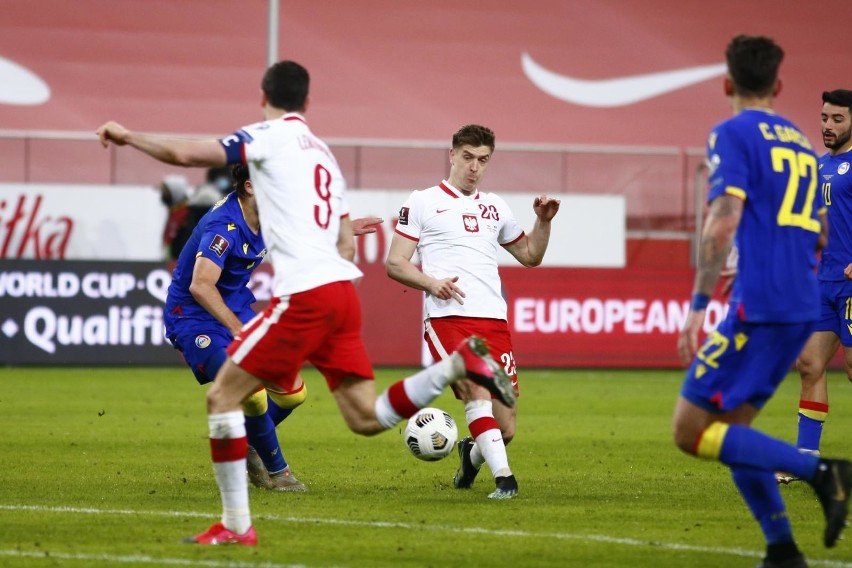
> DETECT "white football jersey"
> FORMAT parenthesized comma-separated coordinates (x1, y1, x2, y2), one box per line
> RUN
(220, 113, 362, 296)
(394, 180, 524, 320)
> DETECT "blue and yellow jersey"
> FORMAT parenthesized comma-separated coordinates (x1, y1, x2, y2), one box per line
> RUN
(817, 149, 852, 281)
(706, 108, 821, 323)
(164, 191, 266, 332)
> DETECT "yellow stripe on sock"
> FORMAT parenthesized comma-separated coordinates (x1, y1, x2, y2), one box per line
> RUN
(798, 408, 828, 422)
(695, 422, 729, 460)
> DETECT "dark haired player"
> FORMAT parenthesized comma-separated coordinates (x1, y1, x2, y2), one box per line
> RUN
(781, 89, 852, 475)
(164, 164, 308, 492)
(97, 60, 513, 546)
(673, 36, 852, 567)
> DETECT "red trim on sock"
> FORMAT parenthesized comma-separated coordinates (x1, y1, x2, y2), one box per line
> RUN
(210, 436, 248, 463)
(469, 416, 499, 438)
(799, 400, 829, 413)
(691, 430, 704, 456)
(387, 381, 419, 418)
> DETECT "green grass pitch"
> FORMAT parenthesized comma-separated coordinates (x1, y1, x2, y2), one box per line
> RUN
(1, 367, 852, 567)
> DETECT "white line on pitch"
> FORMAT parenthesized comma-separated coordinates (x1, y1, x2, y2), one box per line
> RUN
(0, 550, 320, 568)
(1, 503, 851, 568)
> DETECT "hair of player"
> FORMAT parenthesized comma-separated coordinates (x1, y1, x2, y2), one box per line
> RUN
(206, 165, 230, 183)
(262, 60, 309, 112)
(232, 164, 250, 198)
(725, 35, 784, 98)
(452, 124, 496, 152)
(823, 89, 852, 113)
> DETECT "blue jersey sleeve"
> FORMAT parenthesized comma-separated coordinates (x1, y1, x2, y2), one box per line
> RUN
(707, 123, 748, 203)
(195, 218, 237, 270)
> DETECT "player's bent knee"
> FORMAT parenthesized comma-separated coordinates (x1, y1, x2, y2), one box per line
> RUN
(345, 416, 384, 436)
(671, 420, 698, 455)
(206, 385, 229, 414)
(500, 425, 515, 443)
(796, 356, 824, 382)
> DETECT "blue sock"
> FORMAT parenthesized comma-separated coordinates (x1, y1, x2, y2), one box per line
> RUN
(797, 415, 823, 452)
(796, 400, 827, 452)
(265, 396, 294, 426)
(245, 413, 287, 474)
(731, 467, 794, 545)
(719, 425, 820, 480)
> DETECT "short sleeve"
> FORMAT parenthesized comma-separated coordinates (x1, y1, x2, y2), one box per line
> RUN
(493, 194, 524, 245)
(706, 123, 748, 203)
(394, 191, 421, 241)
(195, 220, 236, 270)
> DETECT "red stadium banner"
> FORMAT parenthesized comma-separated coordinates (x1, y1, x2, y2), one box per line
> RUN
(502, 267, 703, 368)
(354, 263, 720, 369)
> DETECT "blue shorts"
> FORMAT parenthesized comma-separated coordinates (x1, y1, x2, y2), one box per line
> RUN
(815, 280, 852, 347)
(680, 313, 814, 413)
(168, 321, 234, 385)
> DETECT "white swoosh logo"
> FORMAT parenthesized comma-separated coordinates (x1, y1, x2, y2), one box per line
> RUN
(521, 52, 726, 108)
(0, 56, 50, 105)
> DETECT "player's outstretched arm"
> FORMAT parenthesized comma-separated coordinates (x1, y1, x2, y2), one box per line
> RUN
(96, 121, 227, 168)
(352, 216, 384, 236)
(504, 195, 561, 267)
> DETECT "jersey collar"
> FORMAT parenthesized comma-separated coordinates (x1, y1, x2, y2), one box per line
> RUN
(282, 113, 306, 124)
(439, 180, 480, 199)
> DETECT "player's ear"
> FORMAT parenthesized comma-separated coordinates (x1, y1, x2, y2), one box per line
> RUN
(723, 77, 734, 97)
(773, 78, 782, 98)
(260, 90, 268, 108)
(448, 148, 454, 167)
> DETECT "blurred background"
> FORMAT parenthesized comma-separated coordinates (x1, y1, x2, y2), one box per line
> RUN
(0, 0, 845, 368)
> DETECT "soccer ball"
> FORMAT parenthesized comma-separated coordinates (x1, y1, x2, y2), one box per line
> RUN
(404, 407, 459, 461)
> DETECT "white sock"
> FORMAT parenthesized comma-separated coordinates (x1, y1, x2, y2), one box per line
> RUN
(403, 365, 449, 406)
(375, 390, 403, 429)
(209, 411, 252, 534)
(375, 364, 454, 429)
(465, 400, 511, 478)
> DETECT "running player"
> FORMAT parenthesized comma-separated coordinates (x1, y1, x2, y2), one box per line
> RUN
(673, 36, 852, 568)
(96, 60, 514, 546)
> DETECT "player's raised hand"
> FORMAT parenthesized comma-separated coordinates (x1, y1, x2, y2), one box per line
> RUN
(429, 276, 465, 305)
(96, 121, 130, 148)
(352, 217, 384, 236)
(533, 195, 560, 221)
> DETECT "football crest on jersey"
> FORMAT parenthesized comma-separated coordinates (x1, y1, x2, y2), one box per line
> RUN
(463, 214, 479, 233)
(839, 162, 850, 175)
(209, 235, 230, 256)
(398, 207, 410, 225)
(195, 335, 211, 349)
